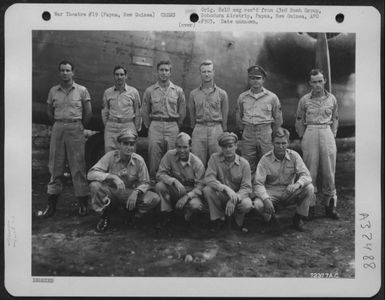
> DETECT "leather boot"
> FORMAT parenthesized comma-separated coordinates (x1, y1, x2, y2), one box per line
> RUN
(325, 198, 340, 220)
(41, 194, 58, 218)
(96, 207, 110, 232)
(292, 213, 306, 232)
(77, 196, 89, 216)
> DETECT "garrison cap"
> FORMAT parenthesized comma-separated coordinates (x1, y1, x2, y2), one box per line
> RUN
(117, 128, 137, 143)
(218, 132, 238, 146)
(247, 65, 267, 77)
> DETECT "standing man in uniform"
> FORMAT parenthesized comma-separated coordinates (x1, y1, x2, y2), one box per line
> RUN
(235, 65, 283, 177)
(295, 69, 339, 220)
(101, 65, 141, 153)
(189, 60, 229, 165)
(141, 60, 186, 180)
(41, 60, 92, 217)
(203, 132, 253, 232)
(87, 129, 160, 232)
(252, 128, 314, 232)
(155, 132, 206, 226)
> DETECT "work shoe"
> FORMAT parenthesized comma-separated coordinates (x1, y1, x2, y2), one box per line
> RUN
(96, 215, 109, 232)
(77, 196, 89, 217)
(303, 206, 315, 221)
(325, 198, 340, 220)
(40, 194, 59, 218)
(292, 213, 306, 232)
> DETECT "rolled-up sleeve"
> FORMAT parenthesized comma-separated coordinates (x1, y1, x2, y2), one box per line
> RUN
(81, 87, 91, 103)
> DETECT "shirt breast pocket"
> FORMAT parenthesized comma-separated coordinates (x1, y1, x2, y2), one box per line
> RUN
(167, 95, 178, 112)
(323, 106, 333, 117)
(283, 165, 296, 181)
(71, 95, 82, 109)
(126, 169, 139, 185)
(262, 104, 272, 117)
(151, 96, 162, 111)
(210, 97, 221, 111)
(230, 172, 242, 186)
(121, 95, 134, 107)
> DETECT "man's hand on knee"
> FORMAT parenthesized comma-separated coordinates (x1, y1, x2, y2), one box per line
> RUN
(225, 201, 235, 216)
(126, 190, 138, 211)
(175, 194, 189, 210)
(286, 182, 301, 194)
(224, 187, 238, 204)
(263, 197, 275, 215)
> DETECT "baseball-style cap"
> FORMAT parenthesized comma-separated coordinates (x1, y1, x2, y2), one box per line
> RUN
(117, 128, 137, 143)
(247, 65, 267, 77)
(218, 132, 238, 146)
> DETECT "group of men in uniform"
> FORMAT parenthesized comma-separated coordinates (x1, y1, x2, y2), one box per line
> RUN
(39, 59, 340, 233)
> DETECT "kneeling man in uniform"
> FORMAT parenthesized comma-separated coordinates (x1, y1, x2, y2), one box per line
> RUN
(155, 132, 206, 226)
(252, 127, 314, 232)
(87, 128, 160, 232)
(203, 132, 253, 232)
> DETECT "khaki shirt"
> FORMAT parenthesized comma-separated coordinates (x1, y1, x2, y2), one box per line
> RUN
(47, 82, 91, 120)
(87, 151, 149, 193)
(295, 90, 339, 138)
(254, 149, 312, 200)
(189, 84, 229, 129)
(156, 149, 205, 196)
(101, 84, 141, 128)
(236, 88, 282, 129)
(141, 81, 186, 128)
(205, 152, 251, 199)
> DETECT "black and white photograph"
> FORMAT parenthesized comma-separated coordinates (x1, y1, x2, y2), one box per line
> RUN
(4, 3, 382, 297)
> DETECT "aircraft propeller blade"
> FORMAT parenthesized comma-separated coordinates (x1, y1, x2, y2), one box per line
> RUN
(315, 32, 332, 93)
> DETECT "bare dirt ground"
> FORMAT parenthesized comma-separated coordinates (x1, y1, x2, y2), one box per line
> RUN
(31, 125, 355, 278)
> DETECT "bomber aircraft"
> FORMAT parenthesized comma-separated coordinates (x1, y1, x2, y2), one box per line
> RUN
(32, 31, 355, 167)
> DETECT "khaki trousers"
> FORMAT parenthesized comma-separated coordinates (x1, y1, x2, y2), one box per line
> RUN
(47, 121, 89, 197)
(302, 125, 337, 207)
(148, 121, 179, 179)
(89, 181, 160, 214)
(191, 123, 223, 166)
(253, 184, 314, 221)
(203, 186, 253, 227)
